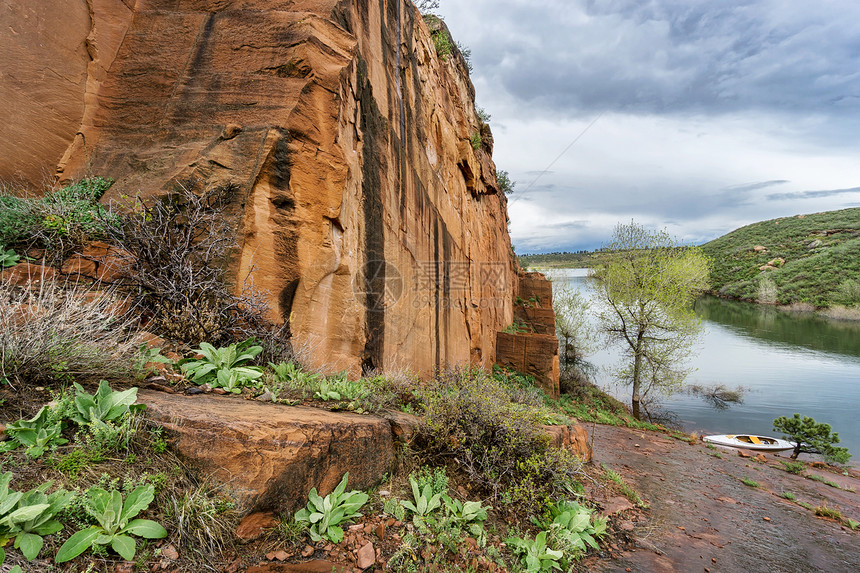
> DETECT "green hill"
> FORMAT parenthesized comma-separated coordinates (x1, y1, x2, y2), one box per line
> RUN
(702, 208, 860, 307)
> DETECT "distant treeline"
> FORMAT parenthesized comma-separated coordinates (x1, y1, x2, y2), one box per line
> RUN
(517, 251, 595, 268)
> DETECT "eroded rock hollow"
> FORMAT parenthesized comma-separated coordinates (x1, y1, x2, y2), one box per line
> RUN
(2, 0, 558, 382)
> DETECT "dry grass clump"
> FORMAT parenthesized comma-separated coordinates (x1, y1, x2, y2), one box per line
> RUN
(0, 276, 137, 386)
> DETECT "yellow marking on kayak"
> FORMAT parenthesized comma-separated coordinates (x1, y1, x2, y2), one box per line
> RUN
(749, 436, 763, 445)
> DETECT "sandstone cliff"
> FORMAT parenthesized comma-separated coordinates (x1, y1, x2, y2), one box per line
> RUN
(2, 0, 557, 382)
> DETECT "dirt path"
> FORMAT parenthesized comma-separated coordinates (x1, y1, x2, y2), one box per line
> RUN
(588, 424, 860, 573)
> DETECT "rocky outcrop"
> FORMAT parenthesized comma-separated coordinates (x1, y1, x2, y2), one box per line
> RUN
(2, 0, 527, 378)
(496, 272, 560, 397)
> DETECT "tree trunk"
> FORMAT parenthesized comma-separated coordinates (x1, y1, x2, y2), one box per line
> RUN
(631, 332, 644, 420)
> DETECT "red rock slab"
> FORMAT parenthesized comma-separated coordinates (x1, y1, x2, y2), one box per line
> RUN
(139, 390, 395, 514)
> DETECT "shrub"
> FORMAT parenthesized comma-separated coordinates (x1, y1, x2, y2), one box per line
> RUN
(108, 181, 270, 346)
(0, 278, 136, 386)
(0, 178, 118, 261)
(470, 132, 482, 150)
(431, 29, 452, 60)
(779, 461, 806, 475)
(416, 368, 585, 511)
(757, 277, 778, 304)
(497, 170, 515, 195)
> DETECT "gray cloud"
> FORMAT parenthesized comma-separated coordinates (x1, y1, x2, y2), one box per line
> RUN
(449, 0, 860, 123)
(767, 187, 860, 201)
(437, 1, 860, 252)
(724, 180, 789, 193)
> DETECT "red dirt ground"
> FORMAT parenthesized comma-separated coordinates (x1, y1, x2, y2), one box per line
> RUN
(587, 424, 860, 573)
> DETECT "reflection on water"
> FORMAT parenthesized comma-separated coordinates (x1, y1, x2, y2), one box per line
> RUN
(695, 296, 860, 358)
(548, 268, 860, 463)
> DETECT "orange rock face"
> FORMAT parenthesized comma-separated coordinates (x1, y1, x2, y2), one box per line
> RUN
(6, 1, 557, 385)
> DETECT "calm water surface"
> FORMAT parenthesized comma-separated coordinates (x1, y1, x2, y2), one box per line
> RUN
(549, 268, 860, 462)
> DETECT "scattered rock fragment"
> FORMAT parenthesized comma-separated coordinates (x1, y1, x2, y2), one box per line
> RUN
(235, 511, 278, 542)
(356, 542, 376, 569)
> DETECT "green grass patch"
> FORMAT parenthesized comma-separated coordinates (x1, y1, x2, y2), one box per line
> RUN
(601, 464, 648, 509)
(808, 474, 842, 489)
(780, 491, 796, 500)
(741, 477, 760, 488)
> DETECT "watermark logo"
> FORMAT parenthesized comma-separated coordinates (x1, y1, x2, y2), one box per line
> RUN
(352, 260, 404, 312)
(353, 260, 509, 311)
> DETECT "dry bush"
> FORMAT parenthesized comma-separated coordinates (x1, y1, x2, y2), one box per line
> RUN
(0, 276, 136, 386)
(108, 181, 274, 348)
(416, 368, 585, 513)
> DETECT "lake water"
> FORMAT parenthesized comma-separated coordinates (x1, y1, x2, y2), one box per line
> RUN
(548, 268, 860, 463)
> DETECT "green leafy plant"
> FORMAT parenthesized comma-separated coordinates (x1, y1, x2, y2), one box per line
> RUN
(55, 484, 167, 563)
(294, 473, 369, 544)
(401, 475, 444, 520)
(0, 475, 73, 562)
(780, 491, 796, 500)
(847, 518, 859, 530)
(442, 495, 489, 544)
(135, 344, 172, 372)
(470, 132, 482, 150)
(506, 530, 563, 572)
(539, 500, 607, 557)
(773, 413, 851, 463)
(70, 380, 143, 427)
(181, 339, 263, 392)
(270, 361, 319, 387)
(1, 406, 68, 458)
(431, 29, 452, 60)
(0, 246, 19, 268)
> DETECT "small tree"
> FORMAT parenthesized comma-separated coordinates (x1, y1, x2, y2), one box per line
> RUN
(553, 284, 595, 382)
(589, 222, 709, 419)
(773, 413, 851, 463)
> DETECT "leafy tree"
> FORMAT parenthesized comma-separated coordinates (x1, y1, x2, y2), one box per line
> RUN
(773, 413, 851, 463)
(552, 285, 595, 381)
(589, 222, 710, 419)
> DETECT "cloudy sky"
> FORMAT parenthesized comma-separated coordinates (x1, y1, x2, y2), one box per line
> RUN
(435, 0, 860, 253)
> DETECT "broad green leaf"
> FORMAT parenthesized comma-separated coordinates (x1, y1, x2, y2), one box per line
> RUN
(111, 533, 136, 561)
(6, 503, 50, 524)
(332, 473, 349, 498)
(55, 527, 103, 563)
(122, 519, 167, 539)
(121, 485, 155, 522)
(15, 531, 42, 560)
(327, 524, 344, 544)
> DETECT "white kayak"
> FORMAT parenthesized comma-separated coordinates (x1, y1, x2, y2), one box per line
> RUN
(703, 434, 795, 452)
